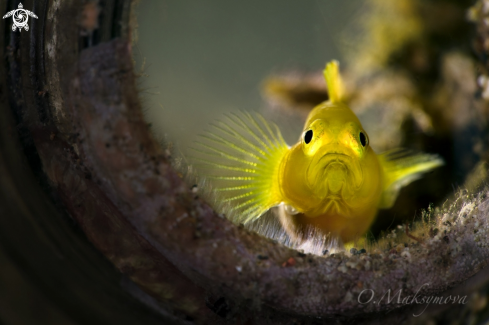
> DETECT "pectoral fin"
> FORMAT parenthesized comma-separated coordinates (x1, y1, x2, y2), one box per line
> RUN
(191, 112, 289, 224)
(378, 148, 444, 209)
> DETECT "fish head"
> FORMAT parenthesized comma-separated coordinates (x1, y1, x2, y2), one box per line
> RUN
(279, 61, 383, 218)
(303, 105, 368, 202)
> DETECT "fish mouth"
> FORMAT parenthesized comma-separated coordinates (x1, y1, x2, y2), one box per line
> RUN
(306, 152, 363, 201)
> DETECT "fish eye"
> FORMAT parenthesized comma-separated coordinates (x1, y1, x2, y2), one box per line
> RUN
(304, 130, 313, 144)
(359, 131, 368, 147)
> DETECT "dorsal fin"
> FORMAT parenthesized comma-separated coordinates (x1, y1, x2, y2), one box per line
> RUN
(323, 60, 344, 103)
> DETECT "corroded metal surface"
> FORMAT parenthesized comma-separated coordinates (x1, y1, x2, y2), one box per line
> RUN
(65, 38, 489, 318)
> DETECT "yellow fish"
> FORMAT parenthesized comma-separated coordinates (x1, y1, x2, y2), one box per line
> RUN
(193, 61, 443, 244)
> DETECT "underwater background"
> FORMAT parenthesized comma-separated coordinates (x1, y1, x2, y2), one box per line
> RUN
(134, 0, 362, 149)
(134, 0, 482, 240)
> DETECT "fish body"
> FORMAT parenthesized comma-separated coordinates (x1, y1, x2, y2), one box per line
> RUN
(193, 61, 443, 243)
(279, 102, 383, 242)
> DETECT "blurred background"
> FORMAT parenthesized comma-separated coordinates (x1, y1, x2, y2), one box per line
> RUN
(133, 0, 362, 148)
(133, 0, 471, 239)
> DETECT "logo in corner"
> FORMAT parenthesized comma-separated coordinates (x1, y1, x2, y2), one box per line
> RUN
(3, 3, 38, 32)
